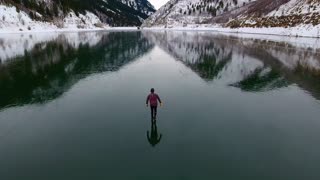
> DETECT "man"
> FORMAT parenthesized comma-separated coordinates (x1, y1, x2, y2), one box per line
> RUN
(146, 88, 162, 120)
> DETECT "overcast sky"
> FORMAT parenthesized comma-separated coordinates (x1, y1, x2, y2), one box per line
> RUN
(148, 0, 170, 9)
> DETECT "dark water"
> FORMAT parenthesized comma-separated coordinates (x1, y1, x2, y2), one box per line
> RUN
(0, 30, 320, 179)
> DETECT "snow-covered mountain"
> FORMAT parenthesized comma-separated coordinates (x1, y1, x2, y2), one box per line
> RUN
(120, 0, 155, 16)
(142, 0, 320, 29)
(0, 0, 155, 31)
(142, 0, 257, 27)
(227, 0, 320, 28)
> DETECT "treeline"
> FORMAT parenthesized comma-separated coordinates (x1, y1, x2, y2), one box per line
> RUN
(179, 0, 251, 17)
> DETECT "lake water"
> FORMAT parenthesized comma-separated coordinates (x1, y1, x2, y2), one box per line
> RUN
(0, 30, 320, 179)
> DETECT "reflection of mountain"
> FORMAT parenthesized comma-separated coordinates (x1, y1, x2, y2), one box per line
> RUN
(2, 31, 320, 109)
(189, 52, 232, 81)
(232, 68, 289, 92)
(240, 41, 320, 97)
(143, 31, 270, 85)
(0, 31, 154, 109)
(143, 31, 320, 99)
(0, 32, 106, 63)
(143, 31, 234, 81)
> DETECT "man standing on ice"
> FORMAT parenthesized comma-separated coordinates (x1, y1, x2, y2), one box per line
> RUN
(146, 88, 162, 121)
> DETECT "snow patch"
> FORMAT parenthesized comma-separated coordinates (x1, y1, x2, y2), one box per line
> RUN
(0, 5, 109, 34)
(143, 23, 320, 38)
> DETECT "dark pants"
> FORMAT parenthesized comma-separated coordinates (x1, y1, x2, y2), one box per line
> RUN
(150, 106, 157, 119)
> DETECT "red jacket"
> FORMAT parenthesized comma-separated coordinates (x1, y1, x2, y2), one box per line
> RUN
(146, 93, 162, 106)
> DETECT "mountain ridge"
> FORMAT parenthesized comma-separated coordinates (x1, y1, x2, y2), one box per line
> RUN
(142, 0, 320, 29)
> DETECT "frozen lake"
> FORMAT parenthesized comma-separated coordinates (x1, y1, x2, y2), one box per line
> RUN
(0, 30, 320, 179)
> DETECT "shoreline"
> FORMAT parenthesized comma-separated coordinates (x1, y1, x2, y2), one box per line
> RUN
(142, 25, 320, 39)
(0, 27, 139, 34)
(1, 25, 319, 39)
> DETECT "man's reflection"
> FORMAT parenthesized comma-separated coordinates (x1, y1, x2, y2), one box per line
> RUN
(147, 120, 162, 147)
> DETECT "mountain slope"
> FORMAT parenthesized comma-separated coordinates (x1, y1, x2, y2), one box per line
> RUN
(142, 0, 320, 29)
(227, 0, 320, 28)
(0, 0, 155, 29)
(142, 0, 256, 27)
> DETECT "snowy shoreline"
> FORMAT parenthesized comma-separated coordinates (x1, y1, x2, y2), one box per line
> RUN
(2, 25, 319, 39)
(143, 25, 320, 38)
(0, 27, 139, 34)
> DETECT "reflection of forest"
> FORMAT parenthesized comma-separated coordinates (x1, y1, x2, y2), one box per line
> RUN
(0, 32, 154, 109)
(1, 31, 320, 110)
(144, 31, 320, 99)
